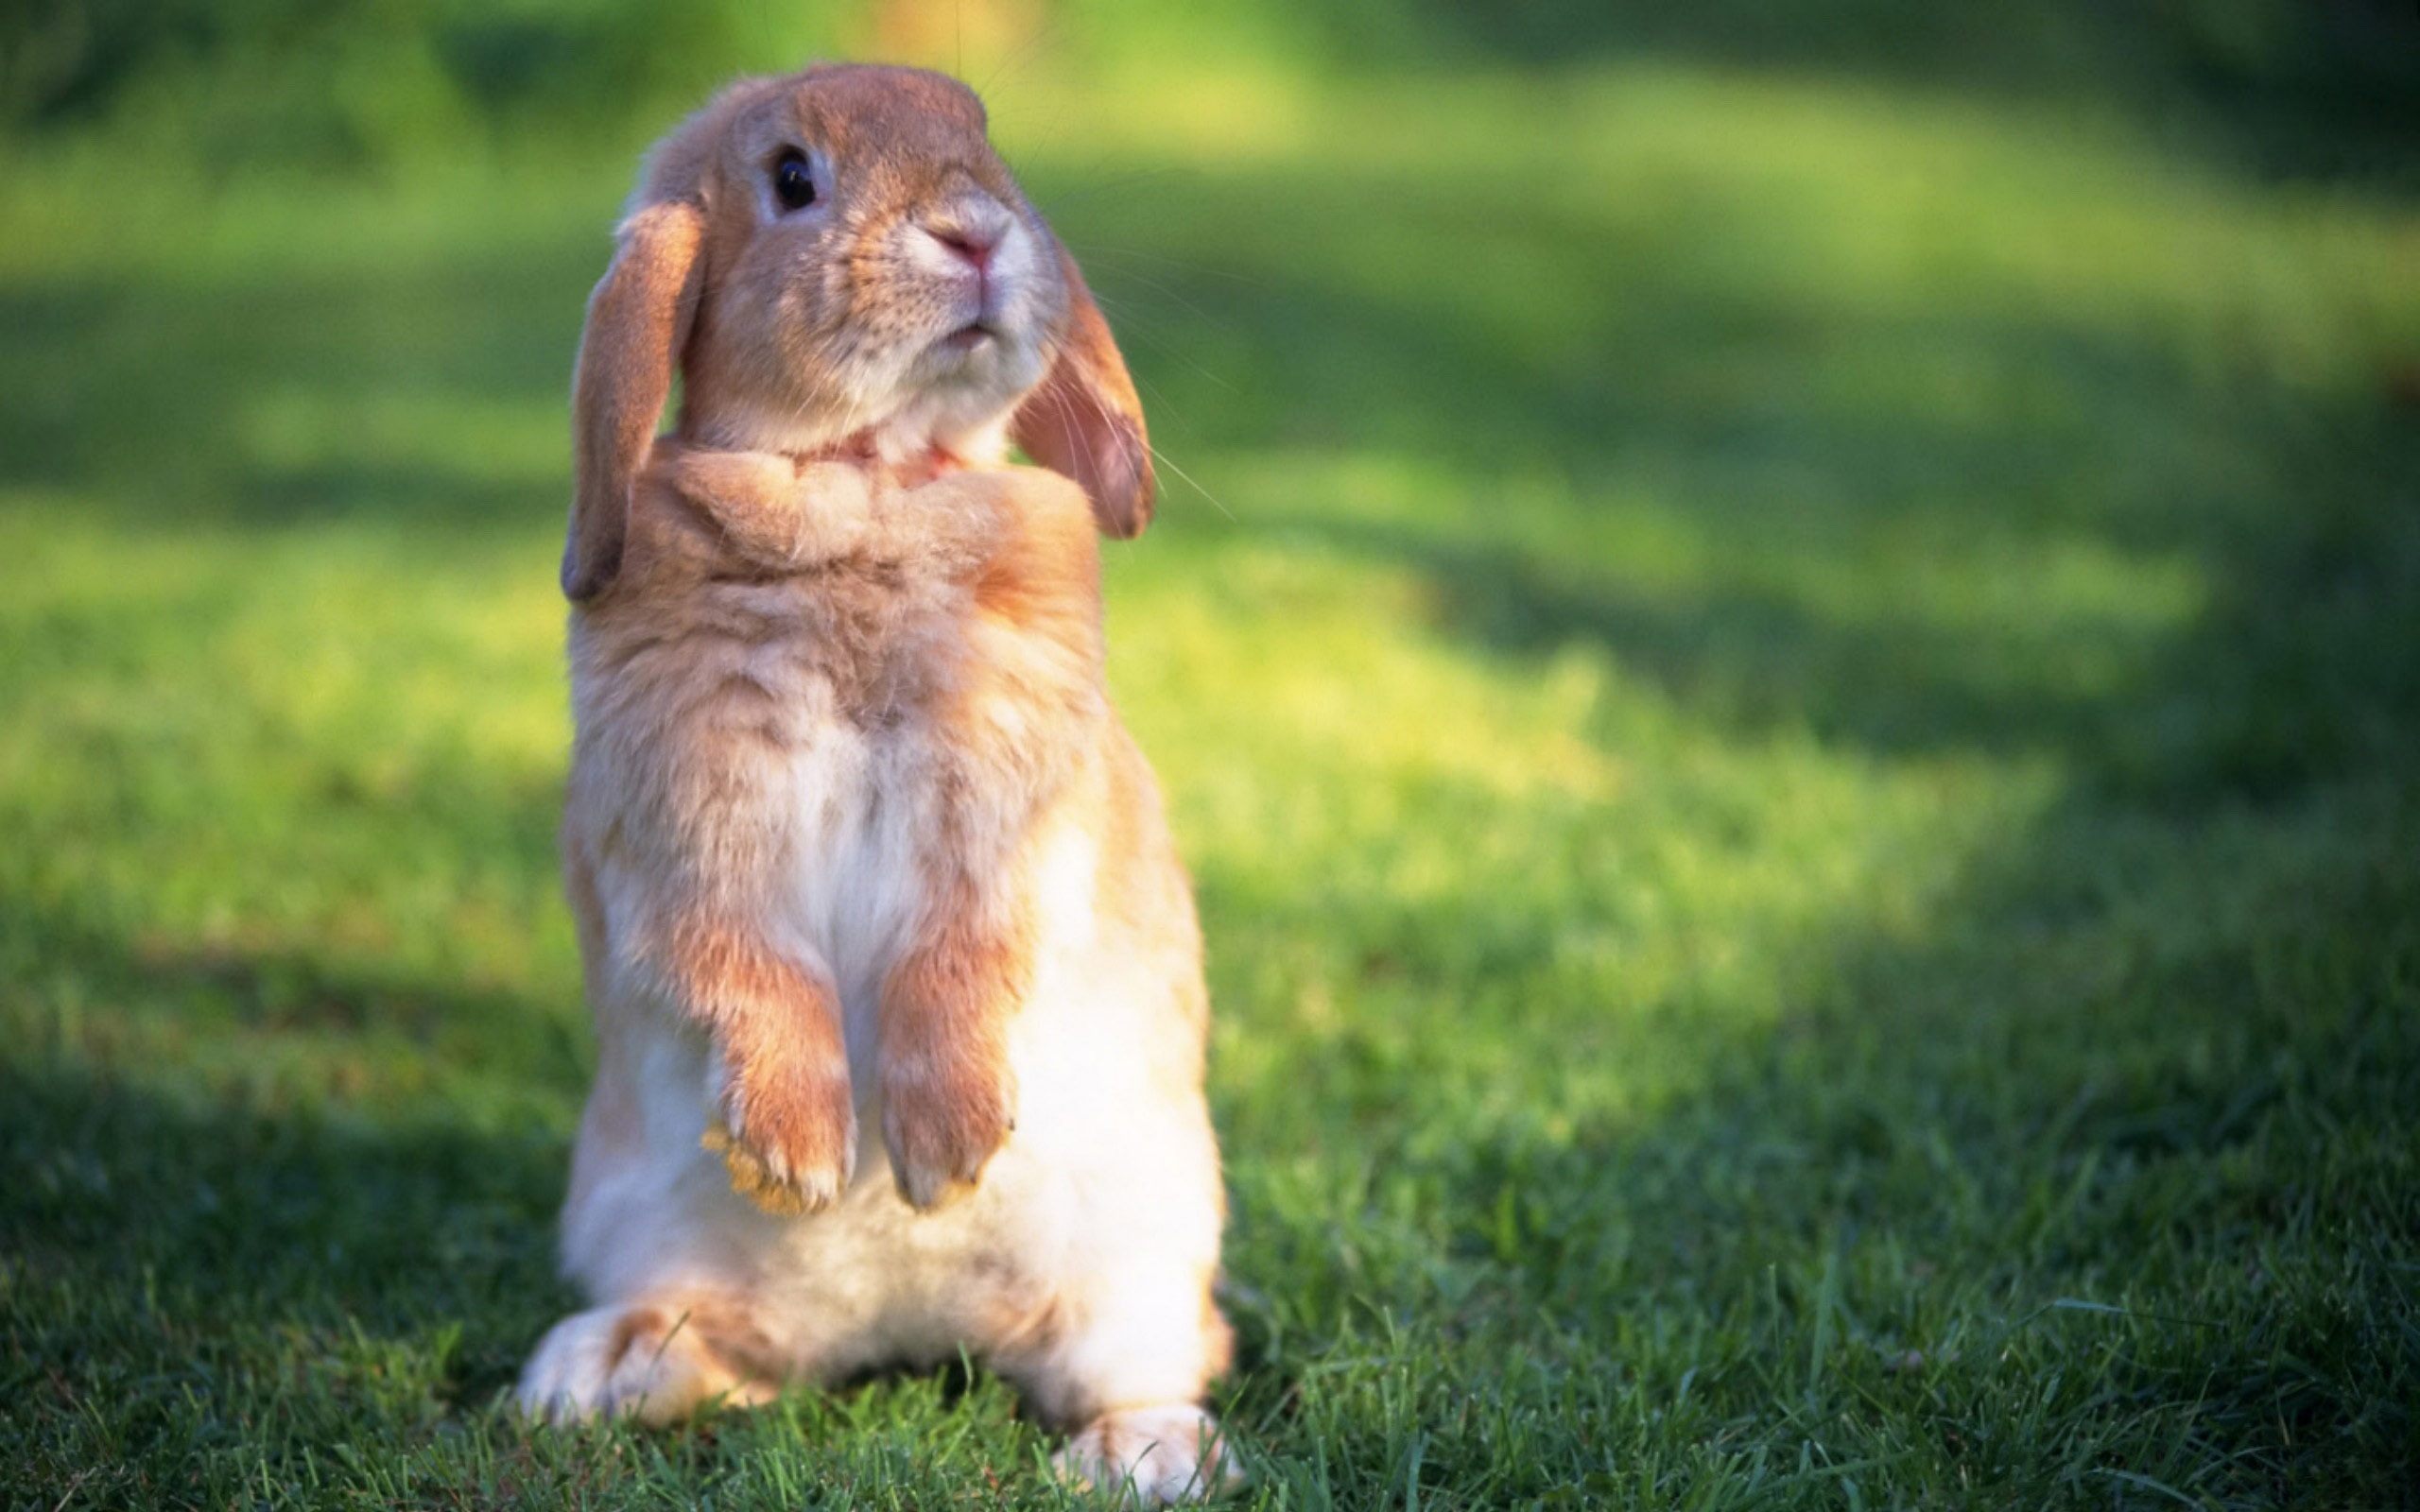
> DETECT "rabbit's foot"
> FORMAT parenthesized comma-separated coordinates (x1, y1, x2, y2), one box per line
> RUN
(710, 1026, 857, 1216)
(662, 446, 875, 566)
(879, 1044, 1016, 1211)
(1055, 1405, 1235, 1505)
(516, 1302, 774, 1426)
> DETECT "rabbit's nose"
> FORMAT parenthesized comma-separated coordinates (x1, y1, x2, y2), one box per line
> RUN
(927, 223, 1000, 273)
(923, 202, 1011, 274)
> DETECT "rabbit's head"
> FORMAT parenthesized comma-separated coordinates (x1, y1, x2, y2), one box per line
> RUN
(562, 64, 1151, 600)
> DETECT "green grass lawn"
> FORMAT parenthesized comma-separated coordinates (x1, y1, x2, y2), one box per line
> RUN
(4, 54, 2418, 1510)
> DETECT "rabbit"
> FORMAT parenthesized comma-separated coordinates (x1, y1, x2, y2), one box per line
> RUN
(511, 64, 1233, 1503)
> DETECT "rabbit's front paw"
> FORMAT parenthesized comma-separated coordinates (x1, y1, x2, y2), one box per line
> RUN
(708, 1039, 856, 1216)
(879, 1045, 1015, 1211)
(665, 447, 873, 564)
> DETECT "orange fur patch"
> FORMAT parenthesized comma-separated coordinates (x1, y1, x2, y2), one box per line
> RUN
(667, 919, 855, 1212)
(878, 871, 1031, 1208)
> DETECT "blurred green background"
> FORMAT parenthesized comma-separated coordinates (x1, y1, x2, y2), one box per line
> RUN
(4, 2, 2417, 1507)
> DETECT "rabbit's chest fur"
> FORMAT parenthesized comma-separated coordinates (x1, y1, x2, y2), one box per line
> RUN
(569, 463, 1103, 1035)
(724, 565, 979, 1010)
(575, 557, 994, 999)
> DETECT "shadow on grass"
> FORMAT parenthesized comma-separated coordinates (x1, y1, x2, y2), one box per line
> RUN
(1312, 405, 2419, 799)
(1399, 0, 2420, 193)
(0, 249, 586, 531)
(4, 1059, 570, 1409)
(0, 885, 585, 1403)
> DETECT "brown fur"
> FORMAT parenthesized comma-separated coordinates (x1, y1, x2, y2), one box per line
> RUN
(596, 1297, 782, 1423)
(668, 919, 856, 1213)
(1012, 243, 1156, 538)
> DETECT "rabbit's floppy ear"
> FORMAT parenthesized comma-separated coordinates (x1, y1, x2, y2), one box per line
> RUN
(562, 197, 708, 600)
(1011, 244, 1155, 539)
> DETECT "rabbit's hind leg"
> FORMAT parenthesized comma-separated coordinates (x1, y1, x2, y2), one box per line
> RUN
(1003, 1255, 1236, 1503)
(1056, 1404, 1235, 1505)
(516, 1297, 777, 1426)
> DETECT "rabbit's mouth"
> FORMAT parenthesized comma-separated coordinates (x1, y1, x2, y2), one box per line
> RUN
(938, 320, 997, 355)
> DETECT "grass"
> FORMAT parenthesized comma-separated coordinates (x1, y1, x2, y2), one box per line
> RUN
(4, 46, 2419, 1512)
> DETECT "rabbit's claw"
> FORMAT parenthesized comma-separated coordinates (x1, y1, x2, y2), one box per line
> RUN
(880, 1051, 1015, 1211)
(708, 1052, 856, 1216)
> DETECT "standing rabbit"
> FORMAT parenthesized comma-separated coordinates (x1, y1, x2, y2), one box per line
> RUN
(514, 64, 1232, 1503)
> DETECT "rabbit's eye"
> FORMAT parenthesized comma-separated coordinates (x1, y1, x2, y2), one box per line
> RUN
(772, 149, 817, 213)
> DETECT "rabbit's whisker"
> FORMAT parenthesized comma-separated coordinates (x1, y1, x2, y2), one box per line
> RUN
(1084, 272, 1236, 350)
(1067, 243, 1267, 289)
(1144, 438, 1233, 524)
